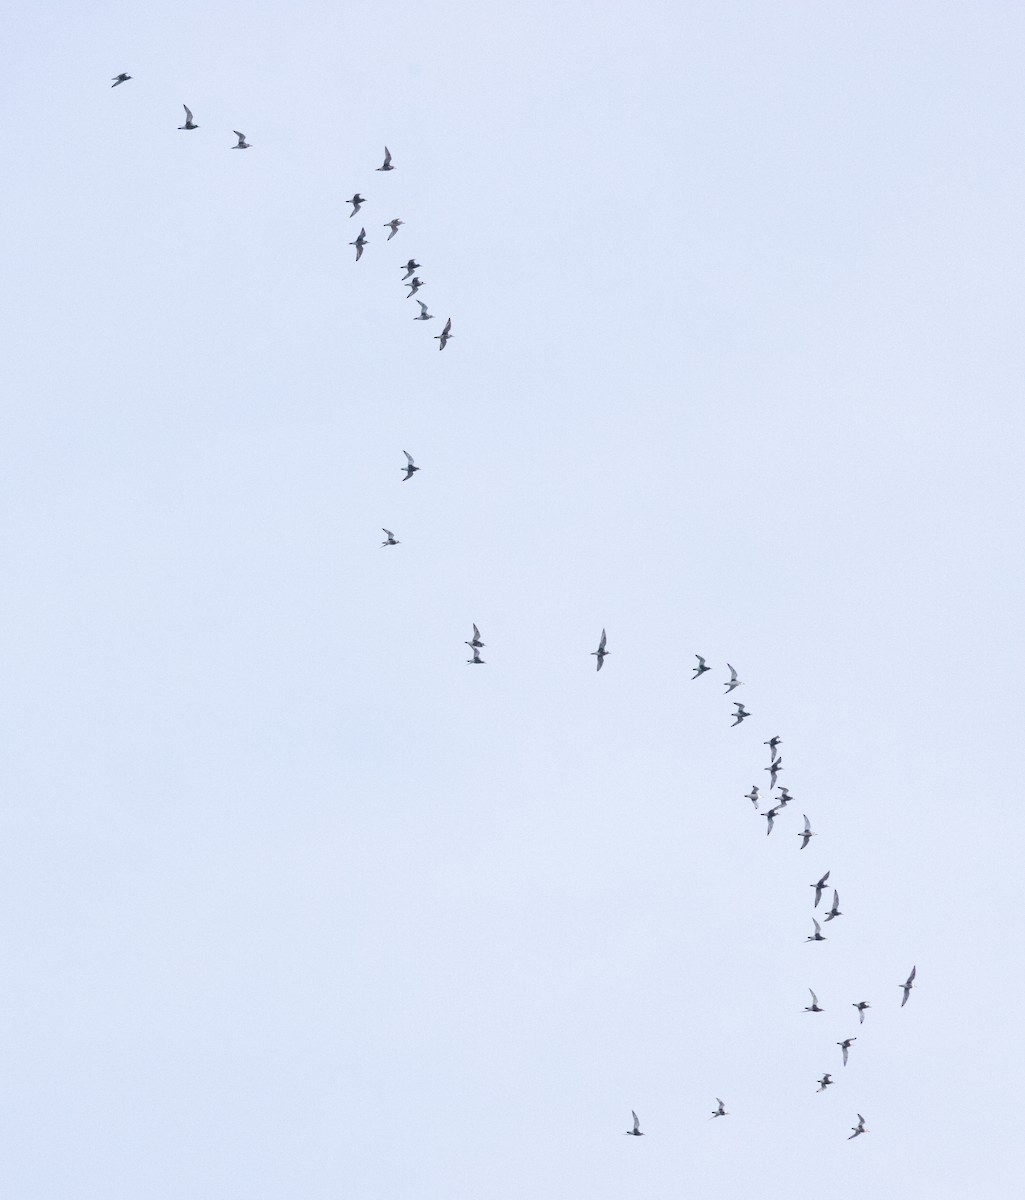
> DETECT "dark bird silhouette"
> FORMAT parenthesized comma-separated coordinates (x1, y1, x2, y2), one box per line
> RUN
(812, 871, 831, 907)
(348, 193, 365, 217)
(848, 1114, 868, 1139)
(817, 1073, 833, 1092)
(710, 1098, 728, 1119)
(414, 300, 434, 321)
(823, 890, 842, 922)
(724, 664, 742, 693)
(380, 529, 399, 547)
(900, 965, 917, 1007)
(803, 989, 824, 1013)
(401, 451, 419, 481)
(838, 1038, 856, 1067)
(232, 130, 250, 149)
(467, 646, 485, 665)
(385, 218, 404, 240)
(466, 624, 485, 650)
(376, 146, 394, 171)
(435, 317, 453, 350)
(111, 73, 131, 87)
(178, 105, 198, 130)
(625, 1110, 644, 1136)
(798, 814, 816, 849)
(853, 1001, 870, 1024)
(350, 227, 368, 261)
(745, 786, 759, 810)
(731, 702, 750, 726)
(764, 736, 782, 758)
(591, 629, 608, 671)
(692, 655, 711, 679)
(401, 259, 421, 280)
(763, 805, 781, 835)
(765, 758, 782, 789)
(405, 277, 424, 298)
(806, 918, 826, 942)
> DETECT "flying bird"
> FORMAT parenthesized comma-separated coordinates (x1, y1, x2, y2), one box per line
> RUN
(349, 227, 368, 260)
(376, 146, 394, 171)
(591, 629, 608, 671)
(232, 130, 250, 149)
(765, 758, 782, 789)
(405, 277, 424, 298)
(823, 890, 842, 922)
(348, 193, 365, 217)
(111, 73, 131, 87)
(467, 647, 485, 665)
(744, 786, 759, 810)
(900, 965, 917, 1007)
(625, 1110, 643, 1136)
(385, 218, 404, 240)
(731, 703, 750, 727)
(724, 664, 742, 693)
(764, 736, 782, 758)
(848, 1114, 868, 1140)
(380, 529, 399, 547)
(853, 1001, 870, 1024)
(763, 806, 781, 835)
(803, 989, 823, 1013)
(414, 300, 434, 321)
(710, 1098, 728, 1119)
(692, 655, 711, 679)
(811, 871, 831, 907)
(435, 317, 453, 350)
(401, 451, 419, 481)
(775, 787, 792, 809)
(806, 918, 826, 942)
(798, 814, 816, 849)
(178, 105, 198, 130)
(838, 1038, 856, 1066)
(817, 1073, 833, 1092)
(466, 624, 485, 650)
(401, 259, 421, 280)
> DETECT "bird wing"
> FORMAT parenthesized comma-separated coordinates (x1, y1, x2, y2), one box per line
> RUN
(809, 989, 818, 1005)
(383, 146, 392, 165)
(403, 451, 415, 465)
(727, 663, 737, 680)
(803, 815, 811, 833)
(183, 105, 193, 122)
(598, 629, 607, 651)
(234, 130, 245, 140)
(631, 1111, 640, 1132)
(382, 529, 393, 537)
(696, 655, 706, 667)
(908, 965, 916, 984)
(442, 317, 452, 335)
(472, 624, 480, 639)
(812, 919, 821, 935)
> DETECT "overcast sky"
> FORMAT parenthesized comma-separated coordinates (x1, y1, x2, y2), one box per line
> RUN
(2, 2, 1023, 1197)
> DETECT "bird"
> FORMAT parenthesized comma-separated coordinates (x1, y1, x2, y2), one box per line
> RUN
(467, 647, 485, 665)
(763, 806, 781, 835)
(724, 664, 742, 693)
(744, 785, 760, 810)
(853, 1001, 870, 1024)
(775, 787, 792, 809)
(764, 736, 782, 758)
(380, 529, 399, 547)
(401, 451, 419, 481)
(348, 193, 365, 217)
(692, 655, 711, 679)
(435, 317, 453, 350)
(376, 146, 394, 171)
(806, 918, 826, 942)
(405, 277, 424, 298)
(178, 105, 199, 130)
(385, 218, 404, 240)
(900, 965, 916, 1007)
(803, 989, 823, 1013)
(848, 1114, 868, 1140)
(401, 259, 421, 280)
(838, 1038, 856, 1066)
(710, 1098, 728, 1119)
(823, 890, 842, 922)
(811, 871, 831, 907)
(765, 758, 782, 789)
(466, 624, 485, 649)
(232, 130, 250, 149)
(414, 300, 434, 321)
(591, 629, 608, 671)
(349, 228, 368, 261)
(731, 703, 750, 726)
(817, 1073, 834, 1092)
(625, 1110, 643, 1136)
(111, 73, 131, 87)
(798, 814, 816, 849)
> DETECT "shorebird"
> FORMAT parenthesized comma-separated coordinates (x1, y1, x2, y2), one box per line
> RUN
(178, 105, 198, 130)
(811, 871, 831, 907)
(385, 218, 404, 240)
(435, 317, 453, 350)
(848, 1114, 868, 1140)
(765, 759, 782, 789)
(731, 703, 750, 726)
(405, 277, 424, 298)
(763, 806, 781, 835)
(692, 655, 711, 679)
(349, 228, 367, 261)
(348, 193, 365, 217)
(232, 130, 250, 149)
(380, 529, 399, 547)
(376, 146, 394, 171)
(803, 989, 823, 1013)
(467, 646, 485, 665)
(414, 300, 434, 321)
(710, 1098, 728, 1119)
(838, 1038, 855, 1066)
(817, 1073, 833, 1092)
(591, 629, 608, 671)
(724, 664, 742, 693)
(764, 736, 782, 758)
(853, 1001, 870, 1024)
(401, 451, 419, 481)
(798, 814, 816, 849)
(401, 259, 420, 280)
(625, 1110, 643, 1136)
(823, 890, 842, 922)
(466, 624, 484, 650)
(111, 73, 131, 87)
(745, 786, 759, 810)
(900, 965, 916, 1007)
(776, 786, 793, 805)
(806, 918, 826, 942)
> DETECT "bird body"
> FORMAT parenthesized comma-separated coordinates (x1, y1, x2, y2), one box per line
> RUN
(466, 624, 485, 649)
(178, 105, 198, 130)
(401, 259, 420, 280)
(414, 300, 434, 321)
(731, 703, 750, 726)
(232, 130, 250, 149)
(806, 918, 826, 942)
(401, 451, 419, 481)
(823, 890, 842, 921)
(803, 989, 823, 1013)
(377, 146, 394, 171)
(710, 1098, 728, 1119)
(692, 655, 711, 679)
(625, 1110, 643, 1136)
(111, 73, 131, 87)
(380, 529, 399, 547)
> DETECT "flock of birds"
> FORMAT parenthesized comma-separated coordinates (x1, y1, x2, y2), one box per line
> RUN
(109, 69, 916, 1152)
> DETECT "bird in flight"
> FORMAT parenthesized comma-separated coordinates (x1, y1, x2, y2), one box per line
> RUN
(806, 918, 826, 942)
(710, 1098, 728, 1119)
(414, 300, 434, 321)
(350, 227, 368, 260)
(811, 871, 831, 907)
(798, 814, 816, 849)
(763, 805, 781, 835)
(591, 629, 608, 671)
(803, 989, 823, 1013)
(848, 1114, 868, 1140)
(764, 736, 782, 758)
(724, 664, 742, 693)
(385, 218, 404, 240)
(232, 130, 250, 149)
(852, 1001, 870, 1024)
(900, 965, 917, 1007)
(731, 703, 750, 727)
(466, 624, 485, 650)
(765, 758, 782, 789)
(775, 787, 792, 809)
(692, 655, 711, 679)
(823, 890, 842, 922)
(111, 73, 131, 87)
(401, 259, 421, 280)
(380, 529, 399, 547)
(348, 193, 365, 217)
(376, 146, 394, 171)
(838, 1038, 856, 1066)
(401, 451, 419, 481)
(178, 105, 199, 130)
(435, 317, 453, 350)
(467, 646, 485, 665)
(405, 277, 424, 298)
(625, 1110, 643, 1136)
(745, 785, 759, 810)
(816, 1073, 833, 1092)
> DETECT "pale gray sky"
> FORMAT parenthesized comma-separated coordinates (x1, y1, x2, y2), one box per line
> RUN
(2, 2, 1023, 1197)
